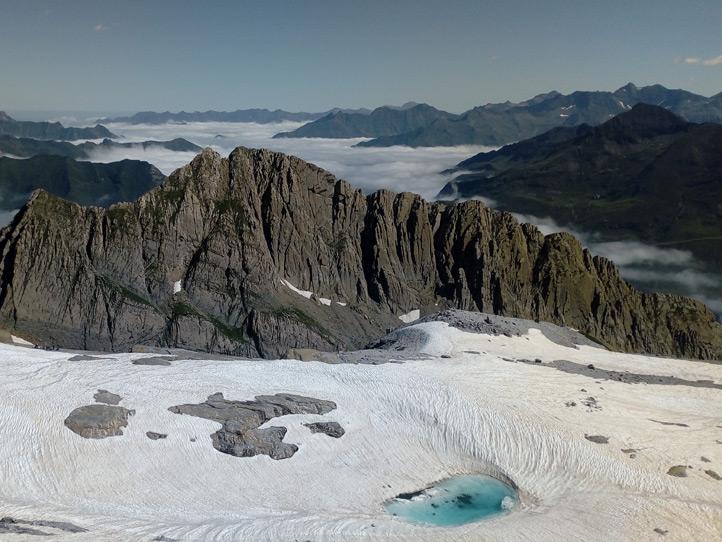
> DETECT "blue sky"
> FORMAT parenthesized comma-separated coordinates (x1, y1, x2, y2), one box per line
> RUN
(1, 0, 721, 113)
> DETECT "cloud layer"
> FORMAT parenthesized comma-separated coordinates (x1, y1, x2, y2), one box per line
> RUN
(90, 121, 494, 201)
(684, 54, 722, 66)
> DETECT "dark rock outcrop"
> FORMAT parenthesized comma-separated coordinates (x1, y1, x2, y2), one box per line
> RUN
(64, 404, 134, 439)
(0, 147, 720, 360)
(169, 392, 336, 459)
(305, 421, 345, 438)
(93, 389, 122, 405)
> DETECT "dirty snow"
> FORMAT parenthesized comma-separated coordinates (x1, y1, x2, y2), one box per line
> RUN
(10, 334, 34, 346)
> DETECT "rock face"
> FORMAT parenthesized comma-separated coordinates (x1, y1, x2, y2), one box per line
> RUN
(169, 392, 337, 459)
(64, 404, 134, 439)
(0, 147, 720, 360)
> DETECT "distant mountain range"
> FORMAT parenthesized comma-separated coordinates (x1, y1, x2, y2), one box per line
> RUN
(100, 104, 425, 125)
(0, 155, 164, 214)
(274, 84, 722, 147)
(0, 135, 201, 160)
(102, 109, 328, 125)
(273, 103, 452, 139)
(0, 111, 116, 140)
(439, 104, 722, 300)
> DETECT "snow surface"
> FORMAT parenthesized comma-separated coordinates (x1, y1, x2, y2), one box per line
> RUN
(0, 323, 721, 541)
(172, 280, 182, 294)
(398, 309, 421, 323)
(281, 278, 333, 306)
(10, 334, 33, 346)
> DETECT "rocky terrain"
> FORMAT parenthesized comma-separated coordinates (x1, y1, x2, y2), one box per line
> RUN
(169, 392, 337, 459)
(0, 146, 720, 360)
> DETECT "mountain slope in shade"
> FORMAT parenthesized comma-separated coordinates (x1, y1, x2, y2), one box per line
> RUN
(0, 135, 201, 160)
(439, 104, 722, 302)
(0, 111, 116, 140)
(0, 146, 719, 360)
(273, 104, 457, 139)
(354, 83, 722, 147)
(0, 155, 164, 211)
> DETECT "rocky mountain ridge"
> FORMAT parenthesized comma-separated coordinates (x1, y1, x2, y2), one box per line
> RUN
(0, 147, 720, 360)
(438, 104, 722, 309)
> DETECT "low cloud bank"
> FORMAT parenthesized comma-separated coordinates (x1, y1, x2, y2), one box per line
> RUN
(93, 121, 494, 201)
(0, 209, 19, 227)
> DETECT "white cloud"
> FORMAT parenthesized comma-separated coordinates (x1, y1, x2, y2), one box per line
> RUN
(96, 120, 495, 201)
(0, 209, 19, 227)
(684, 54, 722, 66)
(94, 23, 108, 33)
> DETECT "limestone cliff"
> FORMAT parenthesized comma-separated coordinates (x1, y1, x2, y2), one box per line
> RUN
(0, 147, 720, 360)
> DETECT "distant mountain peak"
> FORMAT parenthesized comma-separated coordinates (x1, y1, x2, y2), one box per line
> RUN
(0, 111, 15, 122)
(616, 82, 640, 93)
(602, 103, 687, 137)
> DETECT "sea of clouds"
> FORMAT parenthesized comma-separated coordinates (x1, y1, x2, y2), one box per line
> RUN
(87, 121, 492, 201)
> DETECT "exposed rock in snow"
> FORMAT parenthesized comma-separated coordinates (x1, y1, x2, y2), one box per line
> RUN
(146, 431, 168, 441)
(168, 392, 336, 459)
(304, 421, 345, 438)
(64, 404, 135, 439)
(132, 355, 174, 366)
(0, 516, 87, 536)
(93, 389, 122, 406)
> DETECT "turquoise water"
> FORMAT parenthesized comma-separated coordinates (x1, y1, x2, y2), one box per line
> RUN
(384, 474, 517, 526)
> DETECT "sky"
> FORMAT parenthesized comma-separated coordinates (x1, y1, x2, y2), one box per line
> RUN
(1, 0, 721, 114)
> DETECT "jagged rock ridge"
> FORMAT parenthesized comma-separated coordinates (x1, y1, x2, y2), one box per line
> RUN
(0, 147, 720, 360)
